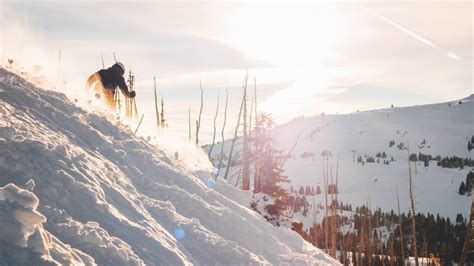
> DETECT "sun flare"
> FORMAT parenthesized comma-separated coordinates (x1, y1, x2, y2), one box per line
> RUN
(227, 3, 346, 120)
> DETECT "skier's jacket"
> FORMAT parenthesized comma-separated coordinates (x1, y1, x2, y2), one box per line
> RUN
(86, 63, 135, 110)
(97, 64, 134, 98)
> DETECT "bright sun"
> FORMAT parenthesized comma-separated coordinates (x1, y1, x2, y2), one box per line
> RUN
(227, 3, 346, 120)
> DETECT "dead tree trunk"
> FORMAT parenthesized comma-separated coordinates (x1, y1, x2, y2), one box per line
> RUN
(408, 155, 418, 266)
(208, 92, 220, 158)
(330, 167, 336, 258)
(252, 77, 259, 191)
(396, 187, 405, 264)
(368, 205, 373, 266)
(376, 210, 385, 266)
(216, 90, 228, 178)
(160, 97, 165, 127)
(248, 77, 256, 136)
(125, 70, 135, 121)
(359, 209, 367, 266)
(153, 77, 160, 131)
(332, 156, 340, 260)
(390, 226, 395, 266)
(134, 114, 144, 134)
(311, 195, 318, 246)
(323, 157, 329, 255)
(242, 74, 250, 191)
(196, 82, 203, 145)
(224, 89, 245, 180)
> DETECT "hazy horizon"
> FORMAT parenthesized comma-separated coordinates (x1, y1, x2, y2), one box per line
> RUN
(1, 0, 472, 143)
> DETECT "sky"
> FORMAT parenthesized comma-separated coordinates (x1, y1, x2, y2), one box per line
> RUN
(0, 0, 472, 144)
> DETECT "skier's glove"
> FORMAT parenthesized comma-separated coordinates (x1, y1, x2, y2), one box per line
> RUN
(129, 91, 136, 98)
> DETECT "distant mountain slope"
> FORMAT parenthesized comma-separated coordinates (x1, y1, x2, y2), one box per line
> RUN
(210, 93, 473, 221)
(0, 67, 337, 265)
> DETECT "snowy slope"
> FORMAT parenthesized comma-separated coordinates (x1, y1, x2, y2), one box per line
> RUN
(276, 96, 473, 221)
(210, 94, 474, 223)
(0, 67, 338, 265)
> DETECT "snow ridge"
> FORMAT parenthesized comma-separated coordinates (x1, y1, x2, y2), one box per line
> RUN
(0, 68, 337, 265)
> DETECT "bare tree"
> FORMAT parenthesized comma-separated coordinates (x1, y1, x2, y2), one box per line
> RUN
(252, 77, 259, 190)
(196, 82, 203, 145)
(311, 194, 318, 246)
(359, 206, 367, 266)
(242, 73, 250, 191)
(332, 156, 340, 260)
(160, 97, 165, 127)
(323, 157, 329, 254)
(208, 92, 220, 158)
(216, 90, 228, 178)
(376, 210, 386, 266)
(134, 114, 144, 134)
(248, 77, 256, 136)
(390, 223, 395, 266)
(367, 202, 373, 266)
(407, 150, 418, 266)
(154, 77, 160, 131)
(329, 166, 336, 258)
(125, 69, 135, 120)
(224, 85, 245, 181)
(396, 186, 405, 264)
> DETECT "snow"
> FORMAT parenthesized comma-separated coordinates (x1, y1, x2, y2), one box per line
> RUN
(0, 67, 337, 265)
(0, 182, 95, 265)
(274, 97, 473, 221)
(210, 93, 473, 226)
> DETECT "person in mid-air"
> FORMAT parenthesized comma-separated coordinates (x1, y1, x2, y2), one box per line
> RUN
(86, 62, 136, 110)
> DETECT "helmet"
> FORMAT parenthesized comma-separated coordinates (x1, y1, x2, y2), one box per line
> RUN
(114, 62, 125, 73)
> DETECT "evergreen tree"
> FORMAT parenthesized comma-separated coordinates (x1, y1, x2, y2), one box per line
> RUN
(389, 140, 395, 148)
(466, 173, 472, 193)
(424, 160, 429, 167)
(459, 181, 466, 195)
(251, 113, 290, 217)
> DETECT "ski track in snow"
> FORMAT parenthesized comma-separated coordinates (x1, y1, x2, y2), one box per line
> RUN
(0, 68, 338, 265)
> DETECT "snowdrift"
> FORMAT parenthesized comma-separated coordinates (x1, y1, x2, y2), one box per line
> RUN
(0, 67, 337, 265)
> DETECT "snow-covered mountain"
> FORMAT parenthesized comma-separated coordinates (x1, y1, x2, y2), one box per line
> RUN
(0, 67, 337, 265)
(210, 93, 474, 224)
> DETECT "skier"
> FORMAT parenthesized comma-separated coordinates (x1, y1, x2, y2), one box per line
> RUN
(86, 62, 136, 110)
